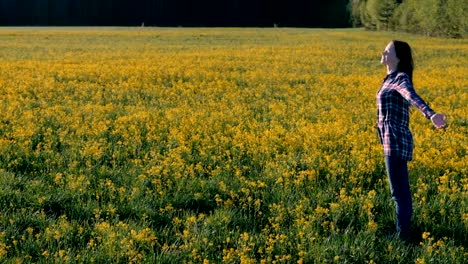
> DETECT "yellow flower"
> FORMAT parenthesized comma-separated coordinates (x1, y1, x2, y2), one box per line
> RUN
(88, 239, 95, 248)
(367, 220, 378, 232)
(186, 216, 197, 225)
(422, 232, 431, 240)
(54, 173, 63, 183)
(415, 258, 426, 264)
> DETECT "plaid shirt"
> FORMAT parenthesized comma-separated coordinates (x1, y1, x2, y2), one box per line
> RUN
(376, 71, 435, 161)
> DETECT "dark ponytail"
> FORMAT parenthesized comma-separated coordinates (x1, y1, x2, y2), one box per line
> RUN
(393, 40, 414, 83)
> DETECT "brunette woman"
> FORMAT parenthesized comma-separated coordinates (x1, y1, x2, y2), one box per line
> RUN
(376, 40, 446, 242)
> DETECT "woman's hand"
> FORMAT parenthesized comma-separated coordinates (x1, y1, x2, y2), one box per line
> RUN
(431, 113, 447, 129)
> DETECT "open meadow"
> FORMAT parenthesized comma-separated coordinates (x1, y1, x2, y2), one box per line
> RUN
(0, 27, 467, 263)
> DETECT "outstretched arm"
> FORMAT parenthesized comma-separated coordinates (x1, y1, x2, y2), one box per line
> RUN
(396, 74, 447, 129)
(431, 113, 447, 129)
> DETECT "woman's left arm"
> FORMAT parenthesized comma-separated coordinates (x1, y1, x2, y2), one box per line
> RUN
(396, 74, 447, 129)
(430, 113, 447, 129)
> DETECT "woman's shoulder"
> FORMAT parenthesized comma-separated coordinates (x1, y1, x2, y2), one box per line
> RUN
(386, 71, 409, 80)
(392, 72, 415, 92)
(394, 72, 412, 86)
(395, 71, 410, 79)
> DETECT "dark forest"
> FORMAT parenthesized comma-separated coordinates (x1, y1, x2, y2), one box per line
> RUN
(0, 0, 351, 27)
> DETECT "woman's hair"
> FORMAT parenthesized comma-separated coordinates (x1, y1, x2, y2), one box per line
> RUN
(393, 40, 414, 82)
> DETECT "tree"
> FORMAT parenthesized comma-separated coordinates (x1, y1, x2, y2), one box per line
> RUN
(391, 0, 419, 32)
(348, 0, 363, 27)
(441, 0, 467, 38)
(358, 0, 377, 30)
(395, 0, 467, 38)
(366, 0, 397, 30)
(349, 0, 466, 38)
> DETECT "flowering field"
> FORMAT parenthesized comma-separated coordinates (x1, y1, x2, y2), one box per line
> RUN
(0, 27, 466, 263)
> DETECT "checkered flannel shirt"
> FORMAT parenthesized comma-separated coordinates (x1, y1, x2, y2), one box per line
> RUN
(376, 71, 435, 161)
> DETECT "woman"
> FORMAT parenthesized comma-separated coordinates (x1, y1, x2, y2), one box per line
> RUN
(376, 40, 446, 242)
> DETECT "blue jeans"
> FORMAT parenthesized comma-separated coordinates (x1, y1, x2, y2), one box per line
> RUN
(385, 155, 412, 241)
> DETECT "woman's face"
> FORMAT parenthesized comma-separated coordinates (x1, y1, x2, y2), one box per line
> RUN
(381, 42, 399, 66)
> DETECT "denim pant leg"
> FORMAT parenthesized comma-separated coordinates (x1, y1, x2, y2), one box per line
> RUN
(385, 155, 412, 240)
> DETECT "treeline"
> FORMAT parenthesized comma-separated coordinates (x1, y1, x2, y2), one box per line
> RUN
(0, 0, 350, 27)
(348, 0, 467, 38)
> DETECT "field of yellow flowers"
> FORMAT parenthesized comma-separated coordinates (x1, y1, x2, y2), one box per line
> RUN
(0, 27, 466, 263)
